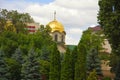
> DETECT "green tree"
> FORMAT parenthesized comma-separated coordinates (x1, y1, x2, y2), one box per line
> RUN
(8, 48, 23, 80)
(21, 48, 41, 80)
(49, 44, 61, 80)
(114, 62, 120, 80)
(74, 44, 87, 80)
(5, 58, 20, 80)
(87, 69, 97, 80)
(40, 45, 52, 80)
(0, 31, 18, 57)
(0, 9, 34, 33)
(80, 29, 103, 52)
(61, 48, 72, 80)
(98, 0, 120, 79)
(0, 49, 10, 80)
(86, 48, 102, 77)
(12, 48, 23, 64)
(71, 46, 78, 80)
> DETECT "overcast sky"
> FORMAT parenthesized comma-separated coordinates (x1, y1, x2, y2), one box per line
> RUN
(0, 0, 99, 45)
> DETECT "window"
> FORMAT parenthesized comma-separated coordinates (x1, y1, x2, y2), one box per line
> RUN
(61, 35, 64, 42)
(55, 34, 58, 42)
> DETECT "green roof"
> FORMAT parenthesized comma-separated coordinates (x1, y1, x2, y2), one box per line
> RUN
(66, 45, 77, 51)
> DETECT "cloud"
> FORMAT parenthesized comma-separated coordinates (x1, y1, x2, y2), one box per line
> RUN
(69, 28, 83, 34)
(66, 35, 79, 45)
(65, 28, 83, 45)
(0, 0, 99, 45)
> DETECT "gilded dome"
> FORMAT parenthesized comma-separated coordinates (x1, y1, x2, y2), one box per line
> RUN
(48, 20, 64, 32)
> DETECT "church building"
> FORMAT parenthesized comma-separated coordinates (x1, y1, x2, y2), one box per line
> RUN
(47, 11, 66, 53)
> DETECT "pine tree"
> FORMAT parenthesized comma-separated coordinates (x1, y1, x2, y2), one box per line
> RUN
(87, 69, 97, 80)
(49, 44, 61, 80)
(86, 48, 102, 77)
(61, 48, 72, 80)
(10, 48, 23, 80)
(0, 49, 10, 80)
(12, 48, 23, 64)
(74, 44, 87, 80)
(21, 48, 41, 80)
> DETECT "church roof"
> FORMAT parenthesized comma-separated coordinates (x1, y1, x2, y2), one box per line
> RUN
(47, 11, 65, 33)
(48, 20, 65, 33)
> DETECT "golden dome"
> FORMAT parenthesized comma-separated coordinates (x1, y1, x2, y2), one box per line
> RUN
(48, 20, 64, 32)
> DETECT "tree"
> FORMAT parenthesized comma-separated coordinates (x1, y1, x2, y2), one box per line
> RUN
(0, 49, 10, 80)
(98, 0, 120, 78)
(0, 31, 18, 57)
(87, 69, 97, 80)
(12, 48, 23, 64)
(86, 48, 103, 77)
(61, 48, 72, 80)
(80, 29, 103, 53)
(74, 44, 87, 80)
(0, 9, 34, 33)
(49, 44, 61, 80)
(71, 46, 78, 80)
(4, 20, 16, 32)
(8, 48, 23, 80)
(21, 48, 41, 80)
(40, 45, 52, 80)
(114, 62, 120, 80)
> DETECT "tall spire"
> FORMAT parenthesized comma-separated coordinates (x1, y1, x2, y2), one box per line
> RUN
(54, 11, 56, 20)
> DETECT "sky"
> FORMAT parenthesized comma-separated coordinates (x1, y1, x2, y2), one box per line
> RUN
(0, 0, 99, 45)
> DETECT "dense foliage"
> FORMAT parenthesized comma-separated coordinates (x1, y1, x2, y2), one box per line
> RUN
(74, 44, 87, 80)
(61, 48, 73, 80)
(21, 48, 41, 80)
(98, 0, 120, 79)
(86, 48, 102, 76)
(0, 49, 10, 80)
(49, 44, 61, 80)
(0, 9, 34, 33)
(87, 70, 97, 80)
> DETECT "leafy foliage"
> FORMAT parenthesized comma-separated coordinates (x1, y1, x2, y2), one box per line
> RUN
(49, 44, 61, 80)
(61, 48, 72, 80)
(74, 44, 87, 80)
(80, 29, 103, 52)
(71, 46, 78, 80)
(98, 0, 120, 78)
(87, 69, 97, 80)
(0, 9, 34, 33)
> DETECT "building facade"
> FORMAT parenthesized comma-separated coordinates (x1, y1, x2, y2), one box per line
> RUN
(27, 23, 40, 34)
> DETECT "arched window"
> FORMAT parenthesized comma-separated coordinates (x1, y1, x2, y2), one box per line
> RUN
(61, 35, 64, 42)
(55, 34, 58, 42)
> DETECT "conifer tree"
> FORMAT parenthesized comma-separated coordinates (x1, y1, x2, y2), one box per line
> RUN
(12, 47, 23, 64)
(87, 69, 97, 80)
(10, 48, 23, 80)
(86, 48, 102, 77)
(0, 49, 10, 80)
(61, 48, 72, 80)
(49, 44, 61, 80)
(71, 46, 78, 80)
(74, 44, 87, 80)
(21, 48, 41, 80)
